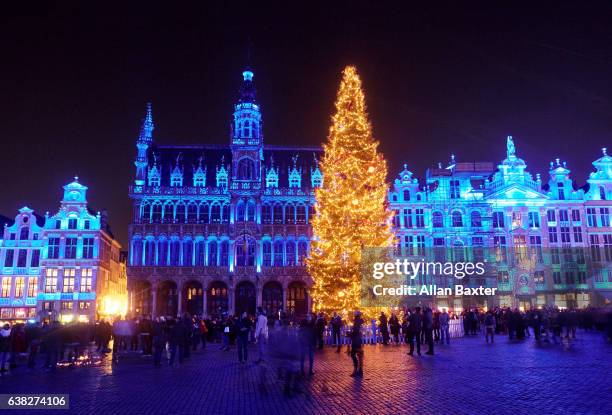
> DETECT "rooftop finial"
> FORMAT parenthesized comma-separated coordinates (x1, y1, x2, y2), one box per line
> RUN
(74, 175, 79, 182)
(556, 158, 560, 166)
(507, 135, 516, 158)
(603, 147, 608, 156)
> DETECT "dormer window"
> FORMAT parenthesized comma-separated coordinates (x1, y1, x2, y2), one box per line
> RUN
(266, 167, 278, 188)
(68, 218, 77, 229)
(403, 190, 410, 201)
(170, 173, 183, 187)
(289, 170, 301, 188)
(194, 174, 205, 187)
(149, 174, 160, 187)
(557, 182, 565, 200)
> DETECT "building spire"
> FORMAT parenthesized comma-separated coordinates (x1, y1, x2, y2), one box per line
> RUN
(139, 102, 154, 143)
(135, 103, 155, 185)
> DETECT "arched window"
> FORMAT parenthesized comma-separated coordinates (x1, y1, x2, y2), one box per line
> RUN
(20, 227, 29, 240)
(236, 237, 255, 267)
(200, 203, 210, 223)
(285, 204, 296, 224)
(195, 240, 206, 266)
(220, 240, 229, 266)
(262, 204, 272, 224)
(142, 204, 151, 223)
(262, 240, 272, 266)
(432, 211, 443, 228)
(211, 204, 221, 223)
(158, 238, 168, 266)
(237, 158, 255, 180)
(144, 239, 155, 266)
(131, 238, 143, 266)
(236, 201, 245, 222)
(246, 200, 256, 221)
(170, 239, 180, 266)
(273, 240, 284, 266)
(273, 204, 284, 224)
(221, 204, 230, 224)
(452, 211, 463, 227)
(152, 204, 162, 223)
(403, 190, 410, 201)
(470, 211, 482, 228)
(297, 240, 308, 265)
(286, 240, 296, 266)
(183, 239, 193, 266)
(163, 203, 173, 223)
(296, 205, 306, 224)
(208, 240, 218, 266)
(243, 120, 252, 138)
(187, 204, 198, 223)
(176, 204, 186, 223)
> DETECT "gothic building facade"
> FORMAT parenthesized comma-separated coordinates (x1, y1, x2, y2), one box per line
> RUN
(128, 68, 612, 318)
(128, 69, 322, 318)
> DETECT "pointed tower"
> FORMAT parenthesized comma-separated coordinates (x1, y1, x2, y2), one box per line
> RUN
(135, 103, 154, 186)
(231, 68, 263, 184)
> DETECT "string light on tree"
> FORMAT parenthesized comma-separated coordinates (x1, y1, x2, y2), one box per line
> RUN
(307, 66, 394, 315)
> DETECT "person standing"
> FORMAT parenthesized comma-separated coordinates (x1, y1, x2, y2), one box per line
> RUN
(0, 324, 11, 373)
(255, 307, 268, 364)
(433, 310, 441, 342)
(485, 310, 495, 343)
(423, 307, 434, 355)
(168, 319, 186, 367)
(236, 312, 252, 363)
(349, 311, 364, 377)
(298, 313, 316, 376)
(199, 318, 208, 350)
(330, 312, 343, 352)
(315, 313, 326, 350)
(151, 317, 167, 367)
(439, 308, 450, 345)
(389, 312, 400, 345)
(407, 307, 422, 356)
(379, 312, 389, 345)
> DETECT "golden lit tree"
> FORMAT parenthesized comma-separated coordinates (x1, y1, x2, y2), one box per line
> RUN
(308, 66, 394, 315)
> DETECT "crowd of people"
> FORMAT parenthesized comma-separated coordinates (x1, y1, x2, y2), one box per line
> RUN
(0, 305, 610, 382)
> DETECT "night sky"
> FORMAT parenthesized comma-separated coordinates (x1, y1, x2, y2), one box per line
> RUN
(2, 2, 612, 247)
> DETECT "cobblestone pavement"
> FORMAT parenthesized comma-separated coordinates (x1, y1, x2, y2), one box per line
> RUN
(1, 332, 611, 415)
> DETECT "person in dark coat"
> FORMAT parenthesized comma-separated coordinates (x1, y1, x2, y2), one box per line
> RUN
(379, 312, 389, 345)
(168, 319, 186, 366)
(330, 312, 343, 352)
(423, 307, 434, 355)
(151, 318, 167, 367)
(235, 312, 252, 363)
(298, 313, 316, 375)
(389, 313, 400, 345)
(349, 311, 364, 377)
(407, 307, 422, 356)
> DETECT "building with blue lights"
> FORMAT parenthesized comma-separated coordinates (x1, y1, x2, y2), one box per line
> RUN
(128, 68, 611, 317)
(0, 179, 127, 324)
(0, 208, 44, 321)
(128, 69, 321, 318)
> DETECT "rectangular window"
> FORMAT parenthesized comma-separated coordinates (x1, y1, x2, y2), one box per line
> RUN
(559, 210, 569, 222)
(547, 209, 556, 223)
(415, 209, 424, 228)
(27, 277, 38, 297)
(551, 248, 560, 264)
(586, 208, 597, 227)
(393, 209, 401, 228)
(590, 235, 601, 261)
(1, 277, 11, 297)
(528, 212, 540, 228)
(4, 250, 14, 267)
(30, 250, 40, 267)
(497, 271, 509, 283)
(65, 238, 77, 259)
(573, 227, 583, 243)
(14, 276, 25, 297)
(403, 209, 412, 228)
(571, 209, 581, 222)
(494, 236, 507, 262)
(512, 212, 522, 228)
(600, 208, 610, 227)
(492, 212, 505, 228)
(577, 271, 587, 284)
(565, 272, 574, 285)
(68, 218, 77, 229)
(534, 271, 545, 284)
(17, 250, 27, 267)
(80, 268, 93, 292)
(529, 235, 543, 263)
(61, 301, 73, 311)
(553, 271, 562, 284)
(603, 234, 612, 261)
(62, 269, 75, 293)
(83, 237, 94, 259)
(55, 220, 61, 229)
(449, 180, 460, 199)
(79, 301, 91, 310)
(48, 237, 61, 259)
(560, 226, 570, 243)
(548, 227, 558, 243)
(84, 220, 90, 230)
(44, 268, 58, 293)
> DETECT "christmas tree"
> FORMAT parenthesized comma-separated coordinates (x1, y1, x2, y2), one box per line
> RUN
(308, 66, 394, 315)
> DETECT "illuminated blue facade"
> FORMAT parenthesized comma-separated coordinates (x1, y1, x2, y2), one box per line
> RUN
(390, 138, 612, 310)
(0, 179, 125, 323)
(128, 69, 321, 318)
